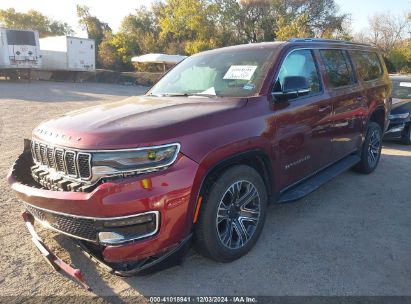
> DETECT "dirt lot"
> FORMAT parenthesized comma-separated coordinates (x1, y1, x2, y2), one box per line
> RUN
(0, 81, 410, 301)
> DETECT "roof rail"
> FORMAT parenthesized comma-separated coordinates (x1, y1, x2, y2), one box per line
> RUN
(288, 38, 371, 47)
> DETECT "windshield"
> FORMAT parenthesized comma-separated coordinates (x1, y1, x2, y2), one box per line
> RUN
(392, 79, 411, 99)
(149, 47, 278, 98)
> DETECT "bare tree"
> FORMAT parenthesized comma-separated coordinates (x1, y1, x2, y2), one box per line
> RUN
(357, 12, 410, 55)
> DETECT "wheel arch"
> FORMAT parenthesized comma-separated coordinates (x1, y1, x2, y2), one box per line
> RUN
(368, 106, 386, 133)
(191, 149, 274, 225)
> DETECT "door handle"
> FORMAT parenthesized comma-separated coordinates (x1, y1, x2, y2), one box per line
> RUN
(318, 105, 331, 112)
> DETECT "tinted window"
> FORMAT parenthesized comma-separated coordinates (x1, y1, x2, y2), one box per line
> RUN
(6, 30, 36, 46)
(320, 49, 356, 88)
(352, 51, 383, 81)
(274, 49, 321, 95)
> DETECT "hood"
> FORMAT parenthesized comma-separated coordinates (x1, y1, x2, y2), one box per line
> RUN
(33, 95, 247, 150)
(391, 99, 411, 114)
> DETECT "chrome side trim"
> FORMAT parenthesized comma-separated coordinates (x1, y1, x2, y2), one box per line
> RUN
(23, 200, 159, 221)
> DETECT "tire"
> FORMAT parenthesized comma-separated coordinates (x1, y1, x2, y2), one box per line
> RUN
(401, 126, 411, 145)
(354, 122, 383, 174)
(194, 165, 268, 262)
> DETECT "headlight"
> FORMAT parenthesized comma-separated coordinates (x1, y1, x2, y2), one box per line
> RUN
(91, 143, 180, 177)
(389, 113, 410, 120)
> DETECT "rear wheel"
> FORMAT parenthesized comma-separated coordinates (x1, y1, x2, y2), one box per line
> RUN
(401, 126, 411, 145)
(194, 165, 267, 262)
(354, 122, 383, 174)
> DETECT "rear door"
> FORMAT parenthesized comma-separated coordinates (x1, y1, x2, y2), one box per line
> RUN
(319, 49, 366, 160)
(6, 30, 38, 66)
(272, 49, 334, 190)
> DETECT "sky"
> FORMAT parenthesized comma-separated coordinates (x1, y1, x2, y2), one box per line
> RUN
(0, 0, 409, 37)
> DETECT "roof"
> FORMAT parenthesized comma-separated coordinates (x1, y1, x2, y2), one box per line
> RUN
(193, 38, 375, 57)
(287, 38, 371, 47)
(131, 53, 187, 64)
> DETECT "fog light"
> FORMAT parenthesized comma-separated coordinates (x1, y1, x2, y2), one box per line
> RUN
(98, 232, 127, 244)
(98, 211, 159, 245)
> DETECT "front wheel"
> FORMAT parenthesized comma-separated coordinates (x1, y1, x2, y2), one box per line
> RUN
(354, 122, 383, 174)
(194, 165, 268, 262)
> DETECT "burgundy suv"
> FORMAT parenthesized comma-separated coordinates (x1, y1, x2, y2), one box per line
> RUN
(8, 39, 391, 287)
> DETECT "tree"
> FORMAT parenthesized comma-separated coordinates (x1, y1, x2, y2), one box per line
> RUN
(120, 6, 162, 55)
(353, 12, 410, 73)
(159, 0, 216, 54)
(275, 14, 312, 41)
(365, 13, 409, 55)
(76, 5, 112, 68)
(98, 32, 131, 70)
(207, 0, 243, 45)
(273, 0, 349, 40)
(76, 5, 111, 49)
(0, 8, 73, 37)
(239, 0, 276, 42)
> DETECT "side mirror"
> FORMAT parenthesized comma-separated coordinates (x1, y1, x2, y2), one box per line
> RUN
(272, 76, 311, 102)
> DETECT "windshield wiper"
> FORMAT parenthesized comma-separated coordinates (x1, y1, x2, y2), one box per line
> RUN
(159, 92, 217, 98)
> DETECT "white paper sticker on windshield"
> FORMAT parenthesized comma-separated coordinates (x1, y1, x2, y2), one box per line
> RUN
(400, 82, 411, 87)
(223, 65, 257, 80)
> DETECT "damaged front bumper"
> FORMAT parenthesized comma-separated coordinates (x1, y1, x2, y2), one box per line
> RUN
(22, 211, 91, 290)
(9, 141, 200, 288)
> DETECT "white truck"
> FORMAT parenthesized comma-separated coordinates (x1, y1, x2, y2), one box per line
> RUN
(0, 28, 41, 78)
(40, 36, 95, 71)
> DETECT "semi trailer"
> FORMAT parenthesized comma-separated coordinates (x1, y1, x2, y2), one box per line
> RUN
(0, 27, 41, 79)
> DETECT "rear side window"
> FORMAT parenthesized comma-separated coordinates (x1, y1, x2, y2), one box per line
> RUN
(320, 49, 356, 88)
(6, 30, 36, 46)
(352, 51, 383, 81)
(274, 49, 321, 95)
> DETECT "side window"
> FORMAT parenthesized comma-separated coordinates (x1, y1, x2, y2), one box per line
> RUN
(352, 51, 383, 81)
(320, 49, 356, 88)
(274, 49, 321, 96)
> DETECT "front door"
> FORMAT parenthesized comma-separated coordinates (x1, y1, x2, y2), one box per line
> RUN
(271, 49, 334, 190)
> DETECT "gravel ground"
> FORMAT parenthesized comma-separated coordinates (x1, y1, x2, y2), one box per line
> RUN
(0, 80, 410, 301)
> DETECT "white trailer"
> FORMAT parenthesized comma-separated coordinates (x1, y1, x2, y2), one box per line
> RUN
(40, 36, 95, 71)
(0, 28, 41, 78)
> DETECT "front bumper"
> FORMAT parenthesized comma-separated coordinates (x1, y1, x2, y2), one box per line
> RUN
(8, 145, 200, 267)
(384, 121, 409, 139)
(22, 211, 91, 290)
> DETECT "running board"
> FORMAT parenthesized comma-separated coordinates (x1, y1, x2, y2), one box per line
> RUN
(277, 155, 361, 203)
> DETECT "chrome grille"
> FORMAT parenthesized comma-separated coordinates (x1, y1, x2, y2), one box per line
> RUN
(39, 144, 47, 165)
(78, 153, 91, 179)
(46, 147, 55, 168)
(65, 151, 77, 176)
(55, 149, 65, 172)
(31, 140, 92, 181)
(34, 142, 41, 163)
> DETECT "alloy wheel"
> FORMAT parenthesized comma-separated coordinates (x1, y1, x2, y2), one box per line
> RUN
(216, 180, 261, 249)
(367, 129, 381, 168)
